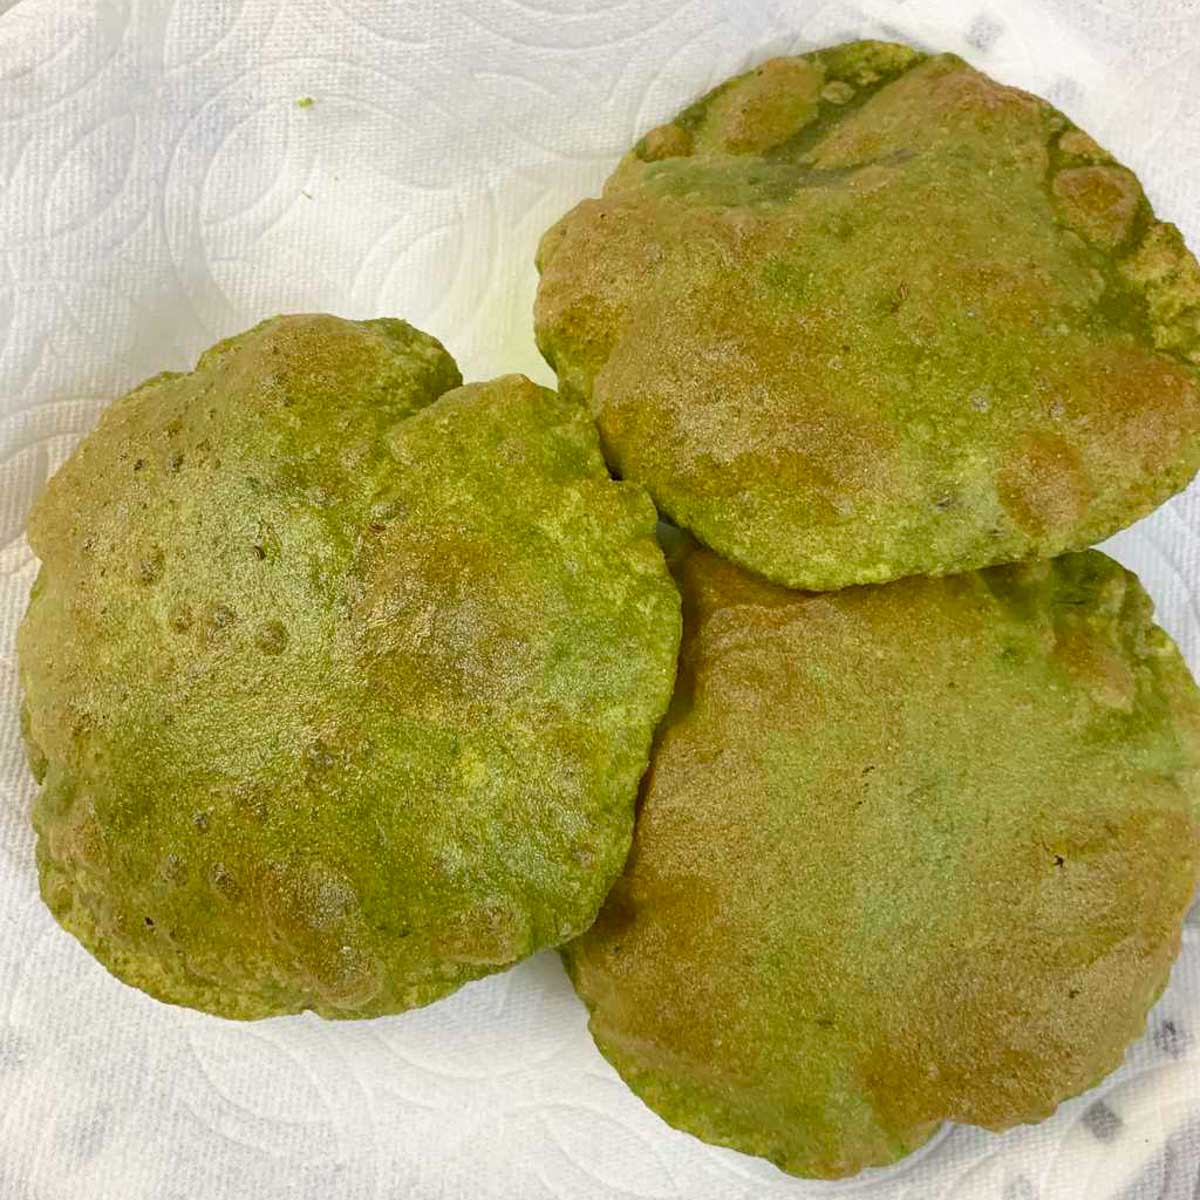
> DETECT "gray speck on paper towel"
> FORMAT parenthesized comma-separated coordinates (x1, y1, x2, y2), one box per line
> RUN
(1003, 1175, 1038, 1200)
(966, 13, 1005, 51)
(1046, 76, 1084, 108)
(0, 1028, 27, 1072)
(57, 1103, 114, 1169)
(1082, 1100, 1124, 1143)
(1154, 1018, 1190, 1060)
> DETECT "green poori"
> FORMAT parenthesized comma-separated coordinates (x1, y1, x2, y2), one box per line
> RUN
(19, 314, 681, 1019)
(564, 541, 1200, 1178)
(535, 40, 1200, 590)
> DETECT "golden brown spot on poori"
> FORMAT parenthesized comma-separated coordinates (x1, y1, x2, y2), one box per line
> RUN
(698, 57, 823, 155)
(638, 122, 694, 162)
(1057, 129, 1111, 163)
(1053, 165, 1141, 249)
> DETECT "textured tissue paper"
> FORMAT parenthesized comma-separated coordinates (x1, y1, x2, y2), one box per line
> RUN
(0, 0, 1198, 1197)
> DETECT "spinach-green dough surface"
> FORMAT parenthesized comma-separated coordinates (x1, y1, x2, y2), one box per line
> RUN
(19, 314, 681, 1020)
(564, 542, 1200, 1178)
(535, 41, 1200, 589)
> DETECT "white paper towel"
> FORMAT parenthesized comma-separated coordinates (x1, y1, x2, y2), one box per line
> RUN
(0, 1, 1198, 1197)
